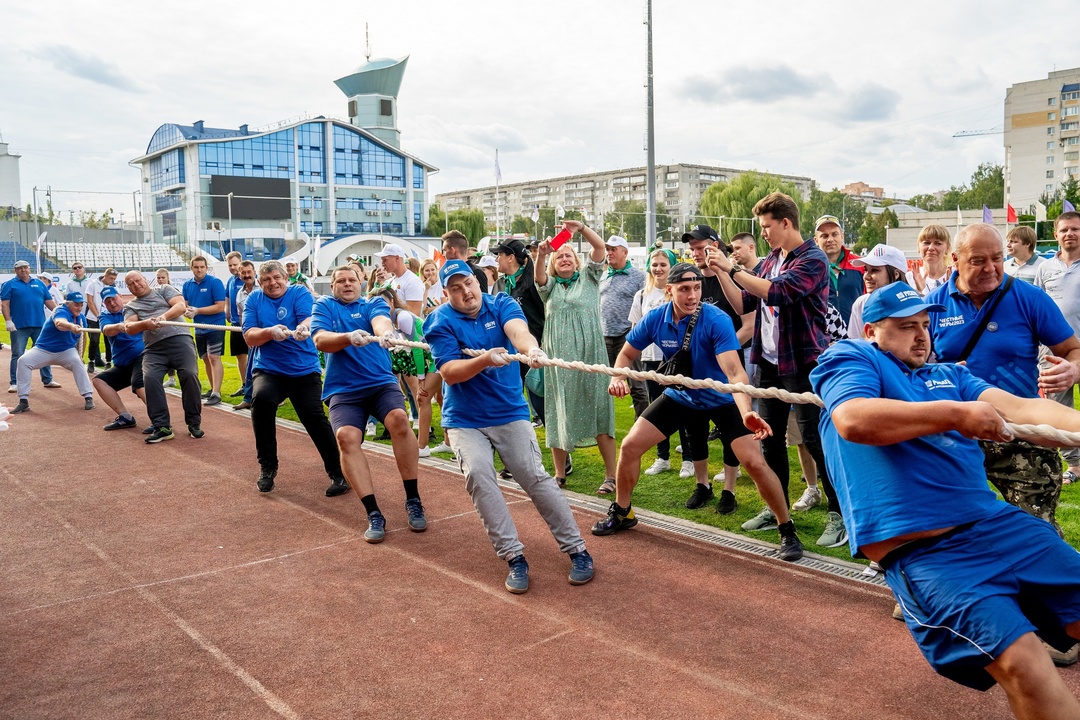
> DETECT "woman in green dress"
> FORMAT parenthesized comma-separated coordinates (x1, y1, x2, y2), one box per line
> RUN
(535, 220, 617, 492)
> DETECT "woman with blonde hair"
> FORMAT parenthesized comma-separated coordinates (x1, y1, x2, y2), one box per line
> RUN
(911, 223, 952, 296)
(419, 258, 443, 315)
(535, 221, 617, 491)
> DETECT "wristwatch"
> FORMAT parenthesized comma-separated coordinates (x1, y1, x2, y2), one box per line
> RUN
(728, 266, 743, 280)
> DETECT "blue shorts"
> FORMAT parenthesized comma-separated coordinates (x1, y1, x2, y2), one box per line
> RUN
(881, 503, 1080, 690)
(327, 383, 406, 434)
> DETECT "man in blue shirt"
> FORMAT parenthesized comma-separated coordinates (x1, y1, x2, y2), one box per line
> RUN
(927, 223, 1080, 534)
(811, 281, 1080, 712)
(423, 259, 593, 594)
(2, 259, 57, 391)
(243, 260, 347, 499)
(224, 251, 249, 400)
(592, 263, 802, 561)
(182, 256, 227, 406)
(93, 286, 147, 431)
(11, 291, 94, 414)
(312, 265, 426, 542)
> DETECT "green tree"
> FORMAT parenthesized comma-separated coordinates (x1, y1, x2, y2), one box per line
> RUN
(907, 193, 939, 212)
(804, 187, 867, 242)
(445, 208, 487, 245)
(963, 162, 1004, 210)
(856, 208, 898, 251)
(603, 200, 671, 245)
(510, 215, 534, 235)
(80, 209, 114, 230)
(425, 204, 446, 237)
(695, 172, 806, 253)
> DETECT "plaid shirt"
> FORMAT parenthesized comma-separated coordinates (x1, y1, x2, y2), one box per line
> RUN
(743, 239, 830, 376)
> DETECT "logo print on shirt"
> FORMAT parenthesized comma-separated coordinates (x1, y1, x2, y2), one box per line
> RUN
(277, 307, 288, 320)
(484, 321, 497, 330)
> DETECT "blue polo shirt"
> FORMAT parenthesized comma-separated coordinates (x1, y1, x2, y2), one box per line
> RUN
(35, 306, 86, 352)
(311, 295, 396, 401)
(98, 310, 145, 367)
(423, 293, 530, 429)
(242, 285, 321, 376)
(225, 274, 242, 323)
(626, 302, 741, 410)
(181, 274, 227, 334)
(927, 274, 1074, 398)
(810, 339, 1001, 557)
(1, 276, 51, 328)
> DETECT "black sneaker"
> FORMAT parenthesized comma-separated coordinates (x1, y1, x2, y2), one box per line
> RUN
(716, 489, 738, 515)
(405, 498, 428, 531)
(565, 455, 573, 476)
(257, 468, 277, 493)
(87, 362, 95, 374)
(11, 400, 29, 414)
(325, 475, 350, 497)
(778, 532, 804, 562)
(204, 393, 222, 406)
(103, 415, 137, 431)
(707, 425, 722, 442)
(142, 426, 154, 434)
(187, 424, 204, 439)
(499, 468, 513, 479)
(201, 390, 211, 399)
(94, 360, 106, 368)
(230, 388, 245, 398)
(145, 427, 175, 444)
(591, 503, 638, 536)
(83, 397, 95, 411)
(685, 483, 714, 509)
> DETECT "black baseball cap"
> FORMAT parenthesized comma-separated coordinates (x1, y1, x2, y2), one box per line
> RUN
(668, 263, 704, 283)
(491, 238, 527, 258)
(682, 224, 720, 243)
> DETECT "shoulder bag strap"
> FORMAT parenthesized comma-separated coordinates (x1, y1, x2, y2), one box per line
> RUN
(680, 307, 701, 352)
(956, 275, 1015, 362)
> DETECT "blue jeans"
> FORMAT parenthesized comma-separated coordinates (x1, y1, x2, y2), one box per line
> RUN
(9, 326, 53, 385)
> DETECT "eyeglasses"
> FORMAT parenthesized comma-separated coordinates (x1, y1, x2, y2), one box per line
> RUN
(72, 266, 83, 269)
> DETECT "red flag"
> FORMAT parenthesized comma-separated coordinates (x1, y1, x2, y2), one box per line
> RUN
(1007, 204, 1017, 223)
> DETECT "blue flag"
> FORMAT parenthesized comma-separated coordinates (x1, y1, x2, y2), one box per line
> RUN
(1065, 199, 1076, 213)
(982, 205, 993, 223)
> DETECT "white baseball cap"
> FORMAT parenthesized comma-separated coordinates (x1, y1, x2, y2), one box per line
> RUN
(605, 235, 629, 249)
(853, 244, 908, 273)
(477, 256, 499, 268)
(373, 243, 407, 259)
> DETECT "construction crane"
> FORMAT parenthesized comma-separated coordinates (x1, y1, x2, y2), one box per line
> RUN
(953, 126, 1004, 137)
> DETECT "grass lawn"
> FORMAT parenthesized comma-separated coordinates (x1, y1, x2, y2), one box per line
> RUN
(6, 328, 1078, 556)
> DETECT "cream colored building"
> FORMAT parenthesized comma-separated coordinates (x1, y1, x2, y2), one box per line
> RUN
(435, 163, 813, 235)
(1005, 68, 1080, 213)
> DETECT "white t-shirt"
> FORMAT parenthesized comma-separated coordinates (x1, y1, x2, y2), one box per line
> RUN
(392, 271, 425, 306)
(847, 294, 869, 340)
(628, 285, 669, 362)
(424, 280, 444, 312)
(759, 261, 783, 364)
(82, 278, 103, 320)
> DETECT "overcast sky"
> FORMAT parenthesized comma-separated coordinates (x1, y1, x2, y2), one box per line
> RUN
(2, 0, 1076, 220)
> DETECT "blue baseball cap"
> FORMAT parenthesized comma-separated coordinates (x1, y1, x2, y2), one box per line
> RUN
(862, 282, 945, 324)
(439, 259, 473, 286)
(100, 286, 120, 300)
(65, 291, 86, 303)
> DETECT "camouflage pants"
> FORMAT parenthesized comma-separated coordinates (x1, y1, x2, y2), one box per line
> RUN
(979, 439, 1063, 536)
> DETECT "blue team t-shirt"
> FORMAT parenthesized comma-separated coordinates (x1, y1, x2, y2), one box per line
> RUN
(422, 293, 530, 429)
(35, 306, 86, 352)
(927, 275, 1074, 397)
(1, 277, 51, 328)
(242, 285, 321, 376)
(182, 274, 227, 334)
(810, 339, 1002, 557)
(311, 295, 397, 401)
(225, 274, 242, 323)
(98, 310, 146, 367)
(626, 302, 741, 410)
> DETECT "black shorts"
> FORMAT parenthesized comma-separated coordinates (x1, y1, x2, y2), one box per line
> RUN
(229, 327, 249, 356)
(94, 360, 144, 393)
(641, 395, 750, 462)
(327, 383, 406, 434)
(195, 331, 226, 357)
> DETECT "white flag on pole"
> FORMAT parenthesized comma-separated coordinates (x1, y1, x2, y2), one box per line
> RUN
(1035, 201, 1048, 223)
(494, 150, 502, 183)
(956, 206, 963, 228)
(555, 205, 565, 219)
(530, 207, 539, 223)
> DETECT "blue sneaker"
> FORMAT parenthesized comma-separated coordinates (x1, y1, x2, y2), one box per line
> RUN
(364, 511, 386, 544)
(405, 498, 427, 532)
(568, 550, 594, 585)
(505, 555, 529, 594)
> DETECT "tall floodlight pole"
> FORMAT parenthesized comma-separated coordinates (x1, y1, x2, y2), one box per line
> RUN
(644, 0, 657, 249)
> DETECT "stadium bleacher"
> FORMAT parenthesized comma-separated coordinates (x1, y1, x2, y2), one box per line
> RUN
(0, 242, 59, 271)
(46, 242, 189, 271)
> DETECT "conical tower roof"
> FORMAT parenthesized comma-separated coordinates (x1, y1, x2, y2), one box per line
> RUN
(334, 56, 408, 98)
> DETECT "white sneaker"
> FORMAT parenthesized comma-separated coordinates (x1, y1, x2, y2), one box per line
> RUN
(418, 447, 431, 458)
(430, 443, 452, 454)
(163, 376, 177, 388)
(644, 458, 670, 475)
(366, 423, 377, 437)
(792, 486, 822, 511)
(7, 384, 16, 393)
(674, 445, 682, 454)
(678, 461, 694, 479)
(713, 472, 724, 482)
(412, 418, 420, 430)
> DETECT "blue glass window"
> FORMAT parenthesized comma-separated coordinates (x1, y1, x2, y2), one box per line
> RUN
(332, 126, 405, 187)
(155, 190, 183, 212)
(334, 198, 402, 211)
(198, 129, 295, 179)
(413, 165, 425, 189)
(414, 200, 423, 233)
(298, 123, 326, 183)
(336, 222, 403, 234)
(147, 124, 185, 154)
(300, 221, 325, 234)
(150, 149, 185, 192)
(162, 213, 177, 239)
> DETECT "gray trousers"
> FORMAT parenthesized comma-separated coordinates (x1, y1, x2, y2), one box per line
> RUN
(17, 347, 92, 399)
(448, 420, 586, 561)
(1048, 385, 1080, 465)
(142, 335, 202, 429)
